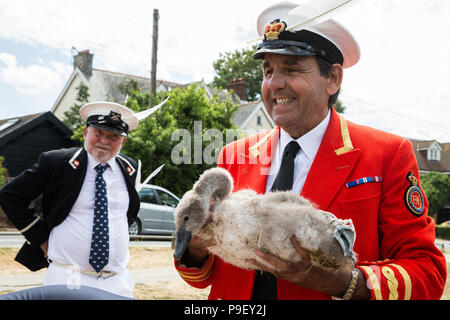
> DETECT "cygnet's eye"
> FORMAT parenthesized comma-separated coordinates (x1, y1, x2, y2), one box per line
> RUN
(184, 216, 189, 222)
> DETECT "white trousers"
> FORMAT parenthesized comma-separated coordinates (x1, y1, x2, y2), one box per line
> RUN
(44, 263, 135, 298)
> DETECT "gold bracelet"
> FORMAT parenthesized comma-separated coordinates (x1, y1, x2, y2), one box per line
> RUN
(342, 268, 359, 300)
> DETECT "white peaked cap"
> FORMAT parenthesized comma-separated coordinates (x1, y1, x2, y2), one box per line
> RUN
(254, 1, 360, 69)
(80, 101, 139, 136)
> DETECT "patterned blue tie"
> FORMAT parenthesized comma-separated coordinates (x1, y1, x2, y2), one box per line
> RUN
(89, 164, 110, 273)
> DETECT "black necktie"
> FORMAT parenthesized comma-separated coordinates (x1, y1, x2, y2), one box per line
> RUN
(252, 140, 300, 300)
(89, 164, 110, 273)
(271, 141, 301, 192)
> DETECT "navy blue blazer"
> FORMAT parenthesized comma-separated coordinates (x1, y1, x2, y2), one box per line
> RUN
(0, 147, 140, 271)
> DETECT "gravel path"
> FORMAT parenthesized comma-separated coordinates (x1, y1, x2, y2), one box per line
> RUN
(0, 267, 180, 293)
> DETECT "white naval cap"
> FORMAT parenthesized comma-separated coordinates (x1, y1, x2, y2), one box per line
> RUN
(253, 1, 360, 69)
(79, 101, 139, 136)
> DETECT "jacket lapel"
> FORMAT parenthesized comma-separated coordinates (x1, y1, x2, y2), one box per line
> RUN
(116, 155, 140, 218)
(239, 128, 279, 194)
(301, 108, 360, 210)
(116, 156, 135, 187)
(61, 148, 88, 209)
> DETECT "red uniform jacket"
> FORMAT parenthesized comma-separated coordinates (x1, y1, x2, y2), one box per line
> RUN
(175, 107, 447, 300)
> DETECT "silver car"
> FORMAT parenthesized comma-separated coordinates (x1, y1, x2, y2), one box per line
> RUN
(129, 184, 180, 235)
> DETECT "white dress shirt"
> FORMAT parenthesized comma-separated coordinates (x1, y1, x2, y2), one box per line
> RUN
(265, 109, 331, 194)
(45, 152, 133, 297)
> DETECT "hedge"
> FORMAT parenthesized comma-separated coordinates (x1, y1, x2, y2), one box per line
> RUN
(435, 225, 450, 240)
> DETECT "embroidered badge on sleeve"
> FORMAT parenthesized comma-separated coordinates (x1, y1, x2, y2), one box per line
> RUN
(404, 172, 425, 217)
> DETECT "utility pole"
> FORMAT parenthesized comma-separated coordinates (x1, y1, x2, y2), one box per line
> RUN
(150, 8, 159, 107)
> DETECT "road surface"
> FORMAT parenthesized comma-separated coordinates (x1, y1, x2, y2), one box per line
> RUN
(0, 232, 172, 248)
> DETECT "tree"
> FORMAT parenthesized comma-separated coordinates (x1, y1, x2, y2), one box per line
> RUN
(0, 156, 11, 227)
(421, 171, 450, 217)
(62, 82, 90, 132)
(212, 45, 262, 102)
(334, 99, 346, 113)
(0, 156, 8, 187)
(88, 80, 240, 197)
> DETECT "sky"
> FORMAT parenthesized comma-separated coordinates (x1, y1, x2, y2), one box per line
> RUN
(0, 0, 449, 142)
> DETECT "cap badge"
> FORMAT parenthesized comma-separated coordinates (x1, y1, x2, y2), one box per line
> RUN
(404, 172, 425, 217)
(264, 19, 287, 41)
(108, 111, 121, 123)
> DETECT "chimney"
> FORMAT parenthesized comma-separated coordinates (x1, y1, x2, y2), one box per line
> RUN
(227, 78, 248, 102)
(73, 49, 93, 79)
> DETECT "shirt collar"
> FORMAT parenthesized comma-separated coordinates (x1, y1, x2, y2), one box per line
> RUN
(86, 151, 118, 172)
(279, 108, 330, 160)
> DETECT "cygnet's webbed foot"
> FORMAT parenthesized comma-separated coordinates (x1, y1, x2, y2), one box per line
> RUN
(320, 211, 356, 262)
(333, 222, 356, 261)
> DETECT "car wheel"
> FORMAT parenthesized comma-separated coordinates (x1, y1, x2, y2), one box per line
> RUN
(129, 219, 141, 235)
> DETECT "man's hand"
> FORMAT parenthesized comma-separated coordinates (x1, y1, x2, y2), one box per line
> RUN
(182, 235, 215, 267)
(248, 235, 370, 299)
(40, 240, 48, 258)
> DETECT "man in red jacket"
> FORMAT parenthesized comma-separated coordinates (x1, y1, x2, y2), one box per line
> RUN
(174, 1, 447, 300)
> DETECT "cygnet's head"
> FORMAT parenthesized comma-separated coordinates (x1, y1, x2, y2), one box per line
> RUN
(173, 167, 233, 260)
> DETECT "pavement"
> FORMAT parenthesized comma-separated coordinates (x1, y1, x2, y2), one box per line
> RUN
(0, 231, 179, 293)
(434, 238, 450, 252)
(0, 231, 173, 248)
(0, 267, 180, 293)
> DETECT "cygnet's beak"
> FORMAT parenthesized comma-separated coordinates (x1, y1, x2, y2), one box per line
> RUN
(174, 227, 192, 260)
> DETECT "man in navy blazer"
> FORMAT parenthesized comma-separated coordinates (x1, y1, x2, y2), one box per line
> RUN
(0, 101, 142, 297)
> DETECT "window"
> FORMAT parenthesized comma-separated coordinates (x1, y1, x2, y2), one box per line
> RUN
(428, 146, 441, 161)
(257, 116, 262, 126)
(157, 190, 179, 207)
(139, 188, 158, 204)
